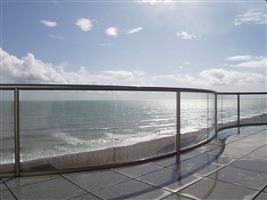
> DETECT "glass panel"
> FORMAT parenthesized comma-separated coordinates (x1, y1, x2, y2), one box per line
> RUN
(217, 95, 237, 129)
(240, 94, 267, 125)
(19, 90, 176, 172)
(20, 90, 115, 172)
(0, 90, 15, 175)
(180, 92, 208, 149)
(112, 91, 176, 163)
(208, 93, 216, 139)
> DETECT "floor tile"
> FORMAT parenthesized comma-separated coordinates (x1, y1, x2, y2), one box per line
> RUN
(94, 179, 171, 200)
(180, 150, 204, 161)
(69, 193, 100, 200)
(9, 176, 86, 200)
(254, 192, 267, 200)
(247, 145, 267, 160)
(136, 168, 202, 192)
(63, 170, 131, 192)
(4, 174, 59, 189)
(0, 182, 7, 191)
(208, 166, 267, 190)
(229, 157, 267, 174)
(113, 164, 163, 178)
(151, 155, 180, 167)
(163, 193, 194, 200)
(167, 157, 221, 177)
(194, 163, 222, 177)
(0, 189, 16, 200)
(179, 178, 259, 200)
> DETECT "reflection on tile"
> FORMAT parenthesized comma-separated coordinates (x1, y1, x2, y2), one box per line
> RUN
(248, 146, 267, 160)
(9, 176, 85, 200)
(137, 168, 202, 192)
(167, 157, 221, 177)
(208, 166, 267, 190)
(195, 163, 222, 177)
(179, 178, 258, 200)
(180, 150, 203, 161)
(0, 189, 16, 200)
(69, 193, 100, 200)
(0, 183, 7, 191)
(114, 164, 162, 178)
(5, 174, 59, 189)
(254, 192, 267, 200)
(63, 170, 130, 192)
(230, 157, 267, 174)
(94, 179, 171, 200)
(151, 155, 179, 167)
(163, 193, 194, 200)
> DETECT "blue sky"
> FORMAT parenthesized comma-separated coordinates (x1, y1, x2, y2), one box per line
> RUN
(0, 0, 266, 91)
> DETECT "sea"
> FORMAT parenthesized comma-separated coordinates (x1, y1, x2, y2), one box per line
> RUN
(0, 91, 266, 164)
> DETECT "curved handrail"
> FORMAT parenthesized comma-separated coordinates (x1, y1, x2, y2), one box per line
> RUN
(0, 84, 266, 177)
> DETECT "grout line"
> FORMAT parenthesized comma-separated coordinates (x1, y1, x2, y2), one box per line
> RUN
(60, 174, 105, 200)
(252, 187, 267, 200)
(2, 174, 59, 189)
(206, 174, 266, 192)
(1, 180, 19, 200)
(205, 176, 263, 192)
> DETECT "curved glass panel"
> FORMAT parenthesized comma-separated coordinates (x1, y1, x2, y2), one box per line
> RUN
(0, 90, 15, 175)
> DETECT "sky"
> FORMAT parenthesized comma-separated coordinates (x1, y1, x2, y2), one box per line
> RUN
(0, 0, 266, 92)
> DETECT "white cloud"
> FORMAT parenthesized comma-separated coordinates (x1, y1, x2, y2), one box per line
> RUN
(140, 0, 176, 5)
(197, 68, 264, 86)
(226, 55, 252, 62)
(105, 27, 119, 37)
(152, 74, 194, 83)
(98, 43, 112, 47)
(128, 27, 143, 34)
(234, 9, 266, 26)
(0, 49, 146, 85)
(49, 34, 64, 40)
(0, 49, 264, 91)
(176, 31, 197, 39)
(183, 62, 191, 65)
(76, 18, 93, 32)
(225, 55, 266, 68)
(40, 20, 57, 28)
(227, 59, 266, 68)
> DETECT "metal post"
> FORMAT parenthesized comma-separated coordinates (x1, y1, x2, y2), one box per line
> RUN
(237, 94, 240, 126)
(14, 88, 20, 176)
(176, 92, 181, 156)
(207, 93, 209, 138)
(237, 94, 240, 134)
(215, 94, 217, 136)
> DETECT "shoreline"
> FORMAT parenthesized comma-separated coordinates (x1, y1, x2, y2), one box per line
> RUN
(0, 113, 266, 173)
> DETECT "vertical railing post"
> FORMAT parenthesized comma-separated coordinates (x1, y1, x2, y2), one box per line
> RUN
(176, 91, 180, 155)
(237, 94, 240, 134)
(215, 93, 217, 136)
(237, 94, 240, 126)
(207, 93, 209, 139)
(14, 88, 20, 177)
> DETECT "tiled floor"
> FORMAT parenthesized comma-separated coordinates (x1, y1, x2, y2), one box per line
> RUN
(0, 125, 266, 200)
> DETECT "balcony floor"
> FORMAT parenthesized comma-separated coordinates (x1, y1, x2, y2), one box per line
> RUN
(1, 125, 266, 200)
